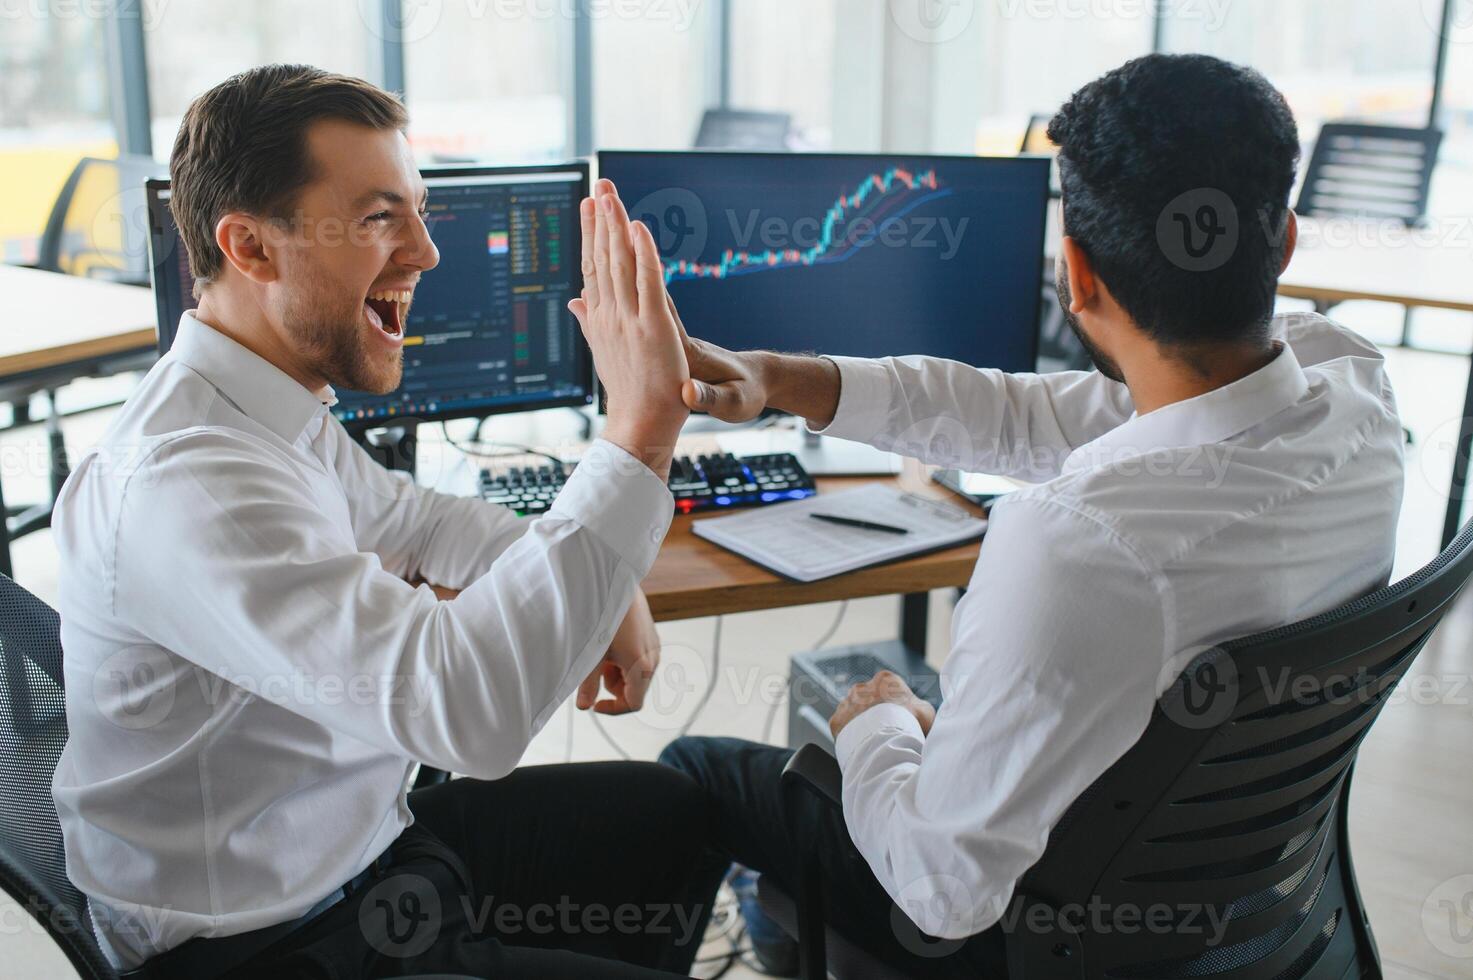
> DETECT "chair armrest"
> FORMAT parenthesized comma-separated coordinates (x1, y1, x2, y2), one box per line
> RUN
(779, 743, 842, 980)
(781, 742, 842, 809)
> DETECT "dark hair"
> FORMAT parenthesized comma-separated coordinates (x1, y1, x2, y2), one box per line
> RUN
(1047, 54, 1300, 348)
(169, 64, 408, 289)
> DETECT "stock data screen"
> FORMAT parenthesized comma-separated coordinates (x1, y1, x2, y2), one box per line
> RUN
(146, 168, 590, 427)
(598, 151, 1049, 372)
(361, 171, 589, 423)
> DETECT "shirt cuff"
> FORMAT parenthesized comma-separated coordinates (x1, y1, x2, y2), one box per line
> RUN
(548, 439, 674, 577)
(806, 356, 894, 442)
(834, 701, 925, 770)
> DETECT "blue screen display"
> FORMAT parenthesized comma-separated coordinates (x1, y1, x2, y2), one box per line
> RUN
(146, 165, 592, 428)
(598, 151, 1049, 372)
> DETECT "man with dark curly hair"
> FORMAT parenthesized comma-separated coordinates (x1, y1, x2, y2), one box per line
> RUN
(660, 53, 1404, 977)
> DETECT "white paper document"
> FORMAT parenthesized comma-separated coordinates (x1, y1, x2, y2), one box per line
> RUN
(691, 484, 987, 582)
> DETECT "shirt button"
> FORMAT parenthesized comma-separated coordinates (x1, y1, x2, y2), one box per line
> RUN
(649, 526, 663, 543)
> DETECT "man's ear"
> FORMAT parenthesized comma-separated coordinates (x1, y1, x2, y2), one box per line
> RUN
(1278, 209, 1299, 276)
(214, 213, 278, 286)
(1060, 235, 1096, 313)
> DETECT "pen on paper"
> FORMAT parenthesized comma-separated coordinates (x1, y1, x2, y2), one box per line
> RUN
(808, 514, 911, 535)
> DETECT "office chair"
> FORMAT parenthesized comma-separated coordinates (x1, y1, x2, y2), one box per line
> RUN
(1295, 123, 1441, 227)
(1018, 114, 1052, 155)
(1019, 114, 1061, 200)
(1035, 264, 1091, 373)
(1294, 122, 1443, 348)
(763, 517, 1473, 979)
(0, 573, 472, 980)
(0, 573, 110, 979)
(36, 155, 159, 287)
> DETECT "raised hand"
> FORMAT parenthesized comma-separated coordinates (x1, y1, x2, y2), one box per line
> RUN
(568, 178, 690, 479)
(669, 292, 842, 430)
(662, 294, 770, 424)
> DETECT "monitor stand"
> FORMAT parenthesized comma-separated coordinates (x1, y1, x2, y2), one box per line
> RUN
(356, 424, 418, 479)
(716, 423, 901, 477)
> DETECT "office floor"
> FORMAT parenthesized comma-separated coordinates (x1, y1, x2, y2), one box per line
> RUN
(3, 322, 1472, 978)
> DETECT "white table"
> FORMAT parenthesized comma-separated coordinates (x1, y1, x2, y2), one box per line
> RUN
(1, 266, 158, 577)
(1279, 217, 1473, 546)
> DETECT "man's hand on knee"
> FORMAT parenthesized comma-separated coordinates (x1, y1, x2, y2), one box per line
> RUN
(829, 671, 935, 740)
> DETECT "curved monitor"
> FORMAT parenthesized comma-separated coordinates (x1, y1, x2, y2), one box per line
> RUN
(144, 163, 594, 430)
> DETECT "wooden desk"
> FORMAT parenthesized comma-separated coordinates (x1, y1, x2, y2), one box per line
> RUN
(644, 473, 983, 627)
(451, 438, 986, 649)
(1276, 217, 1473, 547)
(1, 265, 157, 383)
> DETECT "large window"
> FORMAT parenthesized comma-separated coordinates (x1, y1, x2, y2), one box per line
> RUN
(1165, 1, 1454, 350)
(971, 3, 1154, 154)
(1430, 0, 1473, 215)
(593, 1, 718, 150)
(728, 0, 838, 149)
(0, 8, 114, 264)
(143, 0, 375, 156)
(402, 4, 570, 164)
(1162, 0, 1440, 142)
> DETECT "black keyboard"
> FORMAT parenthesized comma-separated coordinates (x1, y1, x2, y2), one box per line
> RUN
(479, 452, 817, 517)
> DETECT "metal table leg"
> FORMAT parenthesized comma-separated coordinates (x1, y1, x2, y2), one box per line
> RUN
(45, 389, 70, 500)
(0, 473, 10, 579)
(1443, 356, 1473, 548)
(900, 592, 929, 656)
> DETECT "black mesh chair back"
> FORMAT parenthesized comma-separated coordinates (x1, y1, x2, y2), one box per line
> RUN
(1294, 122, 1442, 227)
(1005, 519, 1473, 978)
(1036, 265, 1092, 372)
(0, 574, 116, 979)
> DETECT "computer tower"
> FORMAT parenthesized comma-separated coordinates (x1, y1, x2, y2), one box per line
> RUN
(787, 640, 942, 750)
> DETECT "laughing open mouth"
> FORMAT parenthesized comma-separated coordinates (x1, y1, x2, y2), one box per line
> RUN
(365, 289, 410, 337)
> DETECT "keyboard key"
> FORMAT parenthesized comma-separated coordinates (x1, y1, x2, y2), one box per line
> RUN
(482, 453, 815, 515)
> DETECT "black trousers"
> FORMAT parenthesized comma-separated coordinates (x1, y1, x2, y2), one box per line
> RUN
(659, 736, 1008, 979)
(222, 762, 727, 979)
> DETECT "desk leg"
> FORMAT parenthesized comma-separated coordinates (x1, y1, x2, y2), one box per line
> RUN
(1443, 357, 1473, 548)
(0, 474, 11, 580)
(900, 592, 929, 656)
(46, 389, 70, 500)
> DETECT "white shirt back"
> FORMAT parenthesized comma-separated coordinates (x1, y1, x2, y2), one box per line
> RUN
(822, 313, 1404, 939)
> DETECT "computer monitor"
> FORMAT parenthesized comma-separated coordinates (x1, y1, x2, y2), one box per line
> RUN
(144, 163, 594, 431)
(596, 151, 1049, 374)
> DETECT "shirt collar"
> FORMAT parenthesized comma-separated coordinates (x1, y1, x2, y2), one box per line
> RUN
(1062, 343, 1310, 476)
(170, 312, 337, 444)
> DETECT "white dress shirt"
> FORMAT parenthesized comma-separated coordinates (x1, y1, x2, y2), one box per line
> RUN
(822, 312, 1403, 940)
(51, 313, 673, 969)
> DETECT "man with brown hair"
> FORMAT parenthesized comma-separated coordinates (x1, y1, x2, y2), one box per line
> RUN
(52, 64, 714, 978)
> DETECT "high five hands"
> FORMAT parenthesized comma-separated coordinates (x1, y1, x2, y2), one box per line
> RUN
(567, 179, 690, 480)
(567, 179, 791, 446)
(566, 179, 839, 716)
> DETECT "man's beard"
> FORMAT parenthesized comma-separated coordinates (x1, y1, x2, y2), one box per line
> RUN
(280, 283, 403, 395)
(1055, 269, 1125, 384)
